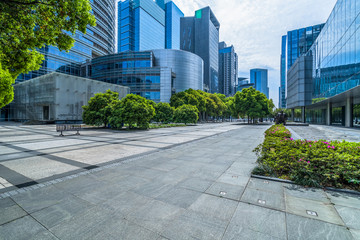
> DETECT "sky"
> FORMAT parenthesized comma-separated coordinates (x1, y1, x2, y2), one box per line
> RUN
(169, 0, 337, 106)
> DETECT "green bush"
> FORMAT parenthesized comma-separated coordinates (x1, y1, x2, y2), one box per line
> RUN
(174, 104, 199, 124)
(109, 94, 155, 130)
(153, 102, 175, 123)
(254, 125, 360, 190)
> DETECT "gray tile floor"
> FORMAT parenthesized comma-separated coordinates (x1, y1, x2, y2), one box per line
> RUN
(0, 123, 359, 239)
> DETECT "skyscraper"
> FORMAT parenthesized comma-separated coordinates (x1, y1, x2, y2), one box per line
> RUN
(17, 0, 116, 82)
(180, 7, 220, 93)
(250, 69, 269, 98)
(287, 24, 324, 70)
(219, 42, 238, 96)
(165, 2, 184, 50)
(279, 35, 287, 108)
(279, 23, 324, 108)
(118, 0, 165, 52)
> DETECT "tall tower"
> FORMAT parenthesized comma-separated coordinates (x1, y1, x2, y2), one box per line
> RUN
(250, 69, 269, 98)
(180, 7, 220, 93)
(219, 42, 238, 96)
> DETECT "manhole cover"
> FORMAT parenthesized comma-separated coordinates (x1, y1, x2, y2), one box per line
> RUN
(306, 210, 318, 216)
(258, 199, 266, 205)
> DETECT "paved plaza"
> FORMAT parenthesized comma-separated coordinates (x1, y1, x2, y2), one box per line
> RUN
(0, 123, 359, 239)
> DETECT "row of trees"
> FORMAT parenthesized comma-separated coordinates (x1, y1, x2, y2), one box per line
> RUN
(82, 90, 199, 130)
(83, 87, 275, 129)
(170, 88, 275, 123)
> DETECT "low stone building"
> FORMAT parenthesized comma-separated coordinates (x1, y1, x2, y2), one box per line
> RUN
(9, 72, 129, 123)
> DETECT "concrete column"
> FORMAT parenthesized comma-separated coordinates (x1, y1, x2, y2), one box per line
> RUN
(301, 106, 306, 123)
(345, 97, 353, 128)
(291, 108, 295, 122)
(326, 102, 332, 126)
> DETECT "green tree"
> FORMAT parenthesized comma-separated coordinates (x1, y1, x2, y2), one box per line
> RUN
(0, 60, 14, 108)
(82, 90, 119, 127)
(174, 105, 199, 125)
(0, 0, 96, 107)
(109, 94, 155, 130)
(154, 102, 175, 123)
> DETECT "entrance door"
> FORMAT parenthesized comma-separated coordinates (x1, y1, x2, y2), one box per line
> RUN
(43, 106, 49, 121)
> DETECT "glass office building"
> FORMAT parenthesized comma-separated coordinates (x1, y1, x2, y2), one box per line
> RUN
(310, 0, 360, 99)
(279, 35, 287, 108)
(287, 24, 324, 70)
(87, 49, 203, 103)
(17, 0, 115, 83)
(165, 2, 184, 50)
(250, 69, 269, 98)
(181, 7, 220, 93)
(118, 0, 165, 53)
(219, 42, 238, 96)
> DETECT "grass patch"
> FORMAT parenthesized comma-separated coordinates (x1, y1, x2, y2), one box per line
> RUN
(253, 125, 360, 191)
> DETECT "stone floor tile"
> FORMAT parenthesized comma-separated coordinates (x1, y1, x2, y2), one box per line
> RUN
(206, 182, 245, 201)
(162, 210, 228, 240)
(284, 185, 330, 203)
(155, 187, 202, 209)
(247, 178, 285, 194)
(335, 205, 360, 230)
(132, 181, 174, 199)
(0, 203, 27, 225)
(0, 216, 48, 240)
(222, 225, 285, 240)
(286, 213, 353, 240)
(176, 177, 213, 192)
(126, 199, 184, 234)
(350, 229, 360, 240)
(241, 187, 285, 211)
(230, 202, 286, 239)
(326, 191, 360, 209)
(217, 173, 250, 186)
(189, 194, 238, 221)
(31, 196, 94, 229)
(285, 195, 344, 226)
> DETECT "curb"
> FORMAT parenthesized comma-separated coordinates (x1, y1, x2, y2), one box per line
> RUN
(251, 174, 360, 196)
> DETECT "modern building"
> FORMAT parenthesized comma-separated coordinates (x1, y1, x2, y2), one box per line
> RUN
(288, 0, 360, 128)
(9, 73, 129, 122)
(86, 49, 204, 103)
(165, 2, 184, 49)
(219, 42, 238, 96)
(118, 0, 165, 52)
(287, 24, 324, 70)
(17, 0, 116, 83)
(279, 35, 287, 108)
(279, 24, 324, 108)
(250, 69, 269, 98)
(237, 78, 255, 93)
(180, 7, 220, 93)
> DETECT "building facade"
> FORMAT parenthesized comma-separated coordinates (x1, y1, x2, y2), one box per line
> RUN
(118, 0, 165, 53)
(180, 7, 220, 93)
(17, 0, 115, 83)
(288, 0, 360, 128)
(87, 50, 203, 103)
(165, 2, 184, 50)
(10, 73, 129, 122)
(219, 42, 238, 96)
(287, 24, 324, 70)
(250, 69, 269, 98)
(279, 35, 287, 108)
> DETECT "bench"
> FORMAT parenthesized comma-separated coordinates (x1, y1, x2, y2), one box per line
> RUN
(56, 124, 82, 137)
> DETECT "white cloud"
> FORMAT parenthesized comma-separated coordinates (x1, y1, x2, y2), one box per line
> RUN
(170, 0, 337, 105)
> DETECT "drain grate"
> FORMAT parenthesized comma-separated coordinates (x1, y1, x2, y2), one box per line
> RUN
(306, 210, 318, 216)
(258, 199, 266, 205)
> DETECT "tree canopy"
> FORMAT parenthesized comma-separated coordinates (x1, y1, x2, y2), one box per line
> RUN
(153, 102, 175, 124)
(0, 0, 96, 108)
(174, 104, 199, 125)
